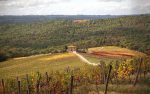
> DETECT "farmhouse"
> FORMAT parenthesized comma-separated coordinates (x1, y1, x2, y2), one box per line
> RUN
(67, 45, 77, 52)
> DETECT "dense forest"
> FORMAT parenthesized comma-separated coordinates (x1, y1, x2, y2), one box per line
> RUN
(0, 15, 150, 60)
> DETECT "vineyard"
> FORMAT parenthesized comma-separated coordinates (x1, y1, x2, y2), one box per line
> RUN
(0, 56, 150, 94)
(0, 53, 86, 79)
(0, 12, 150, 94)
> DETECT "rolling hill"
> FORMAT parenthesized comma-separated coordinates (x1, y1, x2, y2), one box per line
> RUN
(0, 53, 88, 79)
(0, 15, 118, 24)
(0, 14, 149, 61)
(0, 46, 147, 79)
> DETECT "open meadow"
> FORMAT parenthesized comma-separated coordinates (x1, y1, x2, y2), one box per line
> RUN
(0, 53, 87, 79)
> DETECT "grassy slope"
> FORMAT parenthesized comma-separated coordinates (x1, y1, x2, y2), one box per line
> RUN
(0, 47, 149, 94)
(0, 46, 147, 79)
(81, 53, 122, 64)
(0, 53, 87, 79)
(88, 46, 146, 57)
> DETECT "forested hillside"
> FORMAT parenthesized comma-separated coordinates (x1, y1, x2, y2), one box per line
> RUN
(0, 15, 118, 24)
(0, 15, 150, 60)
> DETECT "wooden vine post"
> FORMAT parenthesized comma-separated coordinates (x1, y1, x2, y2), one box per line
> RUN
(69, 75, 74, 94)
(1, 79, 5, 94)
(95, 81, 99, 94)
(17, 80, 21, 94)
(133, 58, 142, 86)
(26, 74, 30, 94)
(99, 62, 106, 84)
(36, 80, 40, 94)
(45, 72, 49, 83)
(104, 65, 112, 94)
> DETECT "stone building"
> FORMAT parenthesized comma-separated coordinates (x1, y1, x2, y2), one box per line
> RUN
(67, 45, 77, 52)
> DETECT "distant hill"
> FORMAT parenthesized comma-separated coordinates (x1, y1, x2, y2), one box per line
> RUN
(0, 15, 120, 24)
(0, 14, 149, 60)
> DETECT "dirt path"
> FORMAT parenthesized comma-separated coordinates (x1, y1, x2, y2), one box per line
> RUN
(72, 51, 98, 66)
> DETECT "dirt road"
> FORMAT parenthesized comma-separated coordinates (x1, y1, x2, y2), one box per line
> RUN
(72, 51, 98, 66)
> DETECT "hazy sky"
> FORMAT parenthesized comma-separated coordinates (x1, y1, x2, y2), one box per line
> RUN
(0, 0, 150, 15)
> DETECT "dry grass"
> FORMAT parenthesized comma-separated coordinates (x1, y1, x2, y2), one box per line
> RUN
(88, 46, 146, 58)
(0, 53, 87, 79)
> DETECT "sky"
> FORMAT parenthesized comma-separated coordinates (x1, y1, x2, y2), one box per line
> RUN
(0, 0, 150, 15)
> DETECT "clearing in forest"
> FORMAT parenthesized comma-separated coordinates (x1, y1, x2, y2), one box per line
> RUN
(88, 46, 146, 58)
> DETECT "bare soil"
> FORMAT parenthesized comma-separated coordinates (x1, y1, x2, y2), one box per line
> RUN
(91, 51, 136, 58)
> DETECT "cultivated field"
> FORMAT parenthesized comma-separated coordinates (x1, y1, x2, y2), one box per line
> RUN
(0, 46, 149, 94)
(0, 46, 146, 79)
(88, 46, 146, 58)
(81, 46, 146, 65)
(0, 53, 87, 79)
